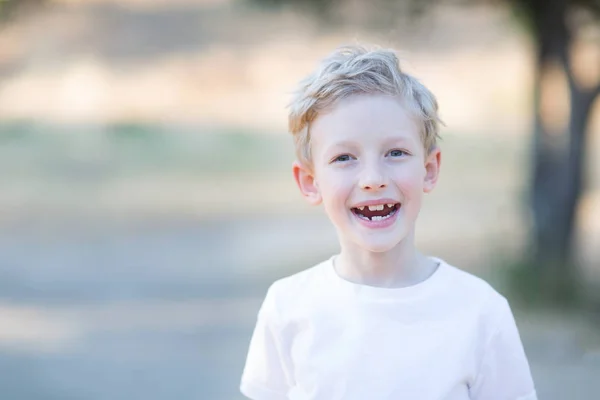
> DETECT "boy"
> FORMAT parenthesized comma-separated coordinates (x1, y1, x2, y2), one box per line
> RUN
(240, 45, 536, 400)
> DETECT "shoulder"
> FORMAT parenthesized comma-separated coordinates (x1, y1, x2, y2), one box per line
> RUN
(435, 259, 512, 329)
(438, 259, 506, 305)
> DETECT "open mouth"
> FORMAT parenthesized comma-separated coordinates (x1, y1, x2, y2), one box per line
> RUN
(351, 203, 400, 221)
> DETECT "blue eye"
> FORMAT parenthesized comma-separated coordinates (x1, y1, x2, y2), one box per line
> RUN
(389, 149, 407, 157)
(333, 154, 352, 163)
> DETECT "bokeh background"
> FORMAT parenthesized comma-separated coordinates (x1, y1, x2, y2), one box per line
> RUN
(0, 0, 599, 399)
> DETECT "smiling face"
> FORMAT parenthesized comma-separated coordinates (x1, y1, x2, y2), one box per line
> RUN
(293, 94, 441, 253)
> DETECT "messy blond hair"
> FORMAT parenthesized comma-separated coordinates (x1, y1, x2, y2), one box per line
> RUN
(288, 45, 442, 167)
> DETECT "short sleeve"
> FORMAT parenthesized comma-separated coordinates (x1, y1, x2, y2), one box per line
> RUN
(240, 285, 293, 400)
(469, 298, 537, 400)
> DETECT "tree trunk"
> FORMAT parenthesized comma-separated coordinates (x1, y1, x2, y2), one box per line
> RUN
(530, 60, 574, 296)
(528, 0, 599, 299)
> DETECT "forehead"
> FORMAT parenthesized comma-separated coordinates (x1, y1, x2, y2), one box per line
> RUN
(310, 94, 421, 149)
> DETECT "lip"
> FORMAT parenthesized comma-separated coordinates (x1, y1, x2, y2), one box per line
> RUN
(349, 198, 401, 229)
(351, 205, 400, 229)
(350, 198, 400, 208)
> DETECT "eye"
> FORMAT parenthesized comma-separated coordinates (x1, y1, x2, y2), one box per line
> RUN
(388, 149, 408, 157)
(332, 154, 353, 163)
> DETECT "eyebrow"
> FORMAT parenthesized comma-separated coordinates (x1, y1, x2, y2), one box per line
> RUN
(320, 141, 358, 160)
(326, 140, 358, 150)
(382, 136, 419, 148)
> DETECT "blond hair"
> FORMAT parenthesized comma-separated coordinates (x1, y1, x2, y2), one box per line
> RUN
(288, 45, 442, 166)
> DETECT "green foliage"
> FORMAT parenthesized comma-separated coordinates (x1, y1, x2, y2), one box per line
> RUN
(0, 0, 46, 23)
(249, 0, 600, 35)
(253, 0, 335, 11)
(250, 0, 438, 29)
(504, 257, 584, 309)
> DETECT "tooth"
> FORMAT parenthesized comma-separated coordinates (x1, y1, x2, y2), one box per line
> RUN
(372, 215, 383, 221)
(387, 203, 394, 208)
(368, 205, 384, 211)
(358, 206, 365, 211)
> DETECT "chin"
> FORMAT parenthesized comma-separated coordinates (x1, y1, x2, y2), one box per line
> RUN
(354, 238, 402, 253)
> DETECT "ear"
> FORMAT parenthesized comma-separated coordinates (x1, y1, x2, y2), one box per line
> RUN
(292, 160, 322, 205)
(423, 147, 441, 193)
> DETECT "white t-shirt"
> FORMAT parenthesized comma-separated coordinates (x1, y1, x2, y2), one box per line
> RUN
(240, 256, 537, 400)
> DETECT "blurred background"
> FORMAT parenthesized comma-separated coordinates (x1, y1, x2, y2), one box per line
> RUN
(0, 0, 599, 399)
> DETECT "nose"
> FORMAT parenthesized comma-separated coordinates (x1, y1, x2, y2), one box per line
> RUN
(359, 163, 388, 191)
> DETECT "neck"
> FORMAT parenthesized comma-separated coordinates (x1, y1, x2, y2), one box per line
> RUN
(335, 228, 437, 288)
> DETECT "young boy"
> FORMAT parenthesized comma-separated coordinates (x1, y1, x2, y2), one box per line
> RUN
(240, 45, 537, 400)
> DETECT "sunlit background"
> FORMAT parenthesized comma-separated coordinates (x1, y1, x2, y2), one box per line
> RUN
(0, 0, 599, 399)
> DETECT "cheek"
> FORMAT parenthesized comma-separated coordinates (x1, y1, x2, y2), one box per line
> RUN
(318, 173, 353, 214)
(393, 167, 425, 198)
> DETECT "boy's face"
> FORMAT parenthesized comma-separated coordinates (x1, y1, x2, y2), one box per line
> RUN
(293, 94, 441, 253)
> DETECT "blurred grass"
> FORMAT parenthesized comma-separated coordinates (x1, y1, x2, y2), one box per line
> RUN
(0, 120, 295, 180)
